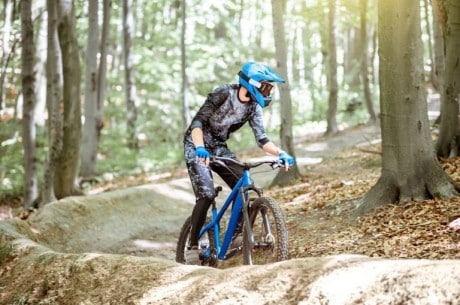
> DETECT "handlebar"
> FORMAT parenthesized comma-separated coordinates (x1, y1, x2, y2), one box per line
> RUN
(210, 156, 284, 170)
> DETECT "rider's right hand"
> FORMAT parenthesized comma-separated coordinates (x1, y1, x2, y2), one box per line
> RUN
(279, 151, 295, 171)
(195, 146, 210, 165)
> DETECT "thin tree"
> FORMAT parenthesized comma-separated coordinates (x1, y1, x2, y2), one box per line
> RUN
(123, 0, 138, 149)
(80, 0, 100, 177)
(435, 0, 460, 158)
(354, 0, 459, 217)
(360, 0, 377, 124)
(42, 0, 63, 205)
(431, 0, 445, 102)
(53, 0, 82, 198)
(96, 0, 111, 141)
(0, 0, 14, 110)
(21, 0, 38, 208)
(422, 0, 436, 87)
(33, 4, 48, 127)
(270, 0, 301, 186)
(325, 0, 339, 135)
(181, 0, 191, 130)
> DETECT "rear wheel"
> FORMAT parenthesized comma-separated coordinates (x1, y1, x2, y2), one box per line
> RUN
(242, 197, 288, 265)
(175, 216, 216, 266)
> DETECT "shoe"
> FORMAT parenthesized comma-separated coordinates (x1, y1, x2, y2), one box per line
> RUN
(185, 246, 201, 265)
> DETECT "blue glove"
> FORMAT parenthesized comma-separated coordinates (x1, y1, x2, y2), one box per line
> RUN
(195, 146, 210, 159)
(279, 151, 295, 166)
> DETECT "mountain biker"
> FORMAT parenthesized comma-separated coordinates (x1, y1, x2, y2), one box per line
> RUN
(183, 61, 295, 265)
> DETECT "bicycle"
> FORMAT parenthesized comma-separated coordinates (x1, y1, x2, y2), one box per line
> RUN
(176, 156, 289, 267)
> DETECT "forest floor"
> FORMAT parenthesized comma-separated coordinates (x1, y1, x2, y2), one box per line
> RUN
(1, 101, 460, 304)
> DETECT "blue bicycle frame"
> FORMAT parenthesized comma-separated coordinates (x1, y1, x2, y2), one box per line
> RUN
(198, 166, 253, 261)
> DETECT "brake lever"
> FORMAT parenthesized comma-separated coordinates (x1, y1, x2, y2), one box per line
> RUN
(271, 160, 284, 170)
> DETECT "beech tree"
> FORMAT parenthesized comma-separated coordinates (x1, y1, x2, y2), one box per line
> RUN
(360, 0, 377, 123)
(42, 0, 81, 205)
(80, 0, 101, 177)
(325, 0, 338, 134)
(354, 0, 459, 216)
(123, 0, 138, 149)
(271, 0, 300, 186)
(435, 0, 460, 158)
(21, 0, 38, 208)
(0, 0, 14, 110)
(42, 0, 63, 205)
(54, 0, 82, 198)
(180, 0, 191, 130)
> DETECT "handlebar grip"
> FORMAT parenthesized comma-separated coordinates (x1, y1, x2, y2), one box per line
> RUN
(271, 160, 284, 169)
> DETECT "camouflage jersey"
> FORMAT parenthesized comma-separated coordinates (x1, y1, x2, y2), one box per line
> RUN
(183, 84, 270, 162)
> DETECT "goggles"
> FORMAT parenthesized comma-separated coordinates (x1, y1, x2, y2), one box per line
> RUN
(258, 81, 274, 97)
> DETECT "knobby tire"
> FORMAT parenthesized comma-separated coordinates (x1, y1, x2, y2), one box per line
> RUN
(242, 196, 289, 265)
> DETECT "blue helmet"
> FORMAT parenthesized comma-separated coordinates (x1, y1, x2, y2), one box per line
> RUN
(238, 62, 285, 108)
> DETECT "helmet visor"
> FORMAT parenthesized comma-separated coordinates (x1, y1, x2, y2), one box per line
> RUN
(258, 81, 273, 97)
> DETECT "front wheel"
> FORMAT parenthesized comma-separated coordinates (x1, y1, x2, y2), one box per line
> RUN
(242, 197, 288, 265)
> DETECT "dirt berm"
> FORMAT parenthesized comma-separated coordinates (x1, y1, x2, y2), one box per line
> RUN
(1, 183, 460, 304)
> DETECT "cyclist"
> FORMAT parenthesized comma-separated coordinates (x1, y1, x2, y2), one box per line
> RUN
(183, 61, 295, 265)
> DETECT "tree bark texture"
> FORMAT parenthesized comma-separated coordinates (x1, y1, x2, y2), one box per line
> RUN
(326, 0, 338, 134)
(181, 0, 191, 131)
(360, 0, 377, 123)
(435, 0, 460, 158)
(80, 0, 100, 177)
(42, 0, 63, 205)
(271, 0, 301, 186)
(432, 0, 445, 117)
(123, 0, 139, 149)
(55, 0, 82, 198)
(0, 0, 13, 110)
(33, 5, 48, 127)
(21, 0, 39, 208)
(354, 0, 459, 217)
(96, 0, 111, 135)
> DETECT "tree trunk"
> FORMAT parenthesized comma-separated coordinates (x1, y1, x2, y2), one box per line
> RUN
(181, 0, 191, 130)
(435, 0, 460, 158)
(270, 0, 301, 187)
(54, 0, 82, 198)
(360, 0, 377, 124)
(325, 0, 338, 135)
(431, 0, 445, 124)
(354, 0, 459, 217)
(0, 0, 13, 110)
(21, 0, 39, 209)
(33, 3, 48, 127)
(96, 0, 111, 137)
(123, 0, 139, 149)
(422, 0, 436, 88)
(42, 0, 63, 205)
(80, 0, 100, 177)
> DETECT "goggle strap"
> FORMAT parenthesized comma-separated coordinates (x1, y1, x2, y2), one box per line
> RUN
(238, 71, 261, 88)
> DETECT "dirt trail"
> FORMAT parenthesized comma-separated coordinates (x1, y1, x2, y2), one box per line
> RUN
(3, 100, 460, 305)
(21, 124, 380, 261)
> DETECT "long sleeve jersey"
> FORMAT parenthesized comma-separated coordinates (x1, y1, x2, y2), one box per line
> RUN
(184, 84, 271, 154)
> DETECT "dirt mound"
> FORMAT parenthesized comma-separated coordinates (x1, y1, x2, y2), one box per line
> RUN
(1, 177, 460, 304)
(2, 122, 460, 304)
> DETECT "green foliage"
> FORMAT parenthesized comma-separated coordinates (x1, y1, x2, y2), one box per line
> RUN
(0, 120, 25, 197)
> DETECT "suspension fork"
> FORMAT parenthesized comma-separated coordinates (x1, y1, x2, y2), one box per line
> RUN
(240, 185, 262, 248)
(240, 188, 254, 248)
